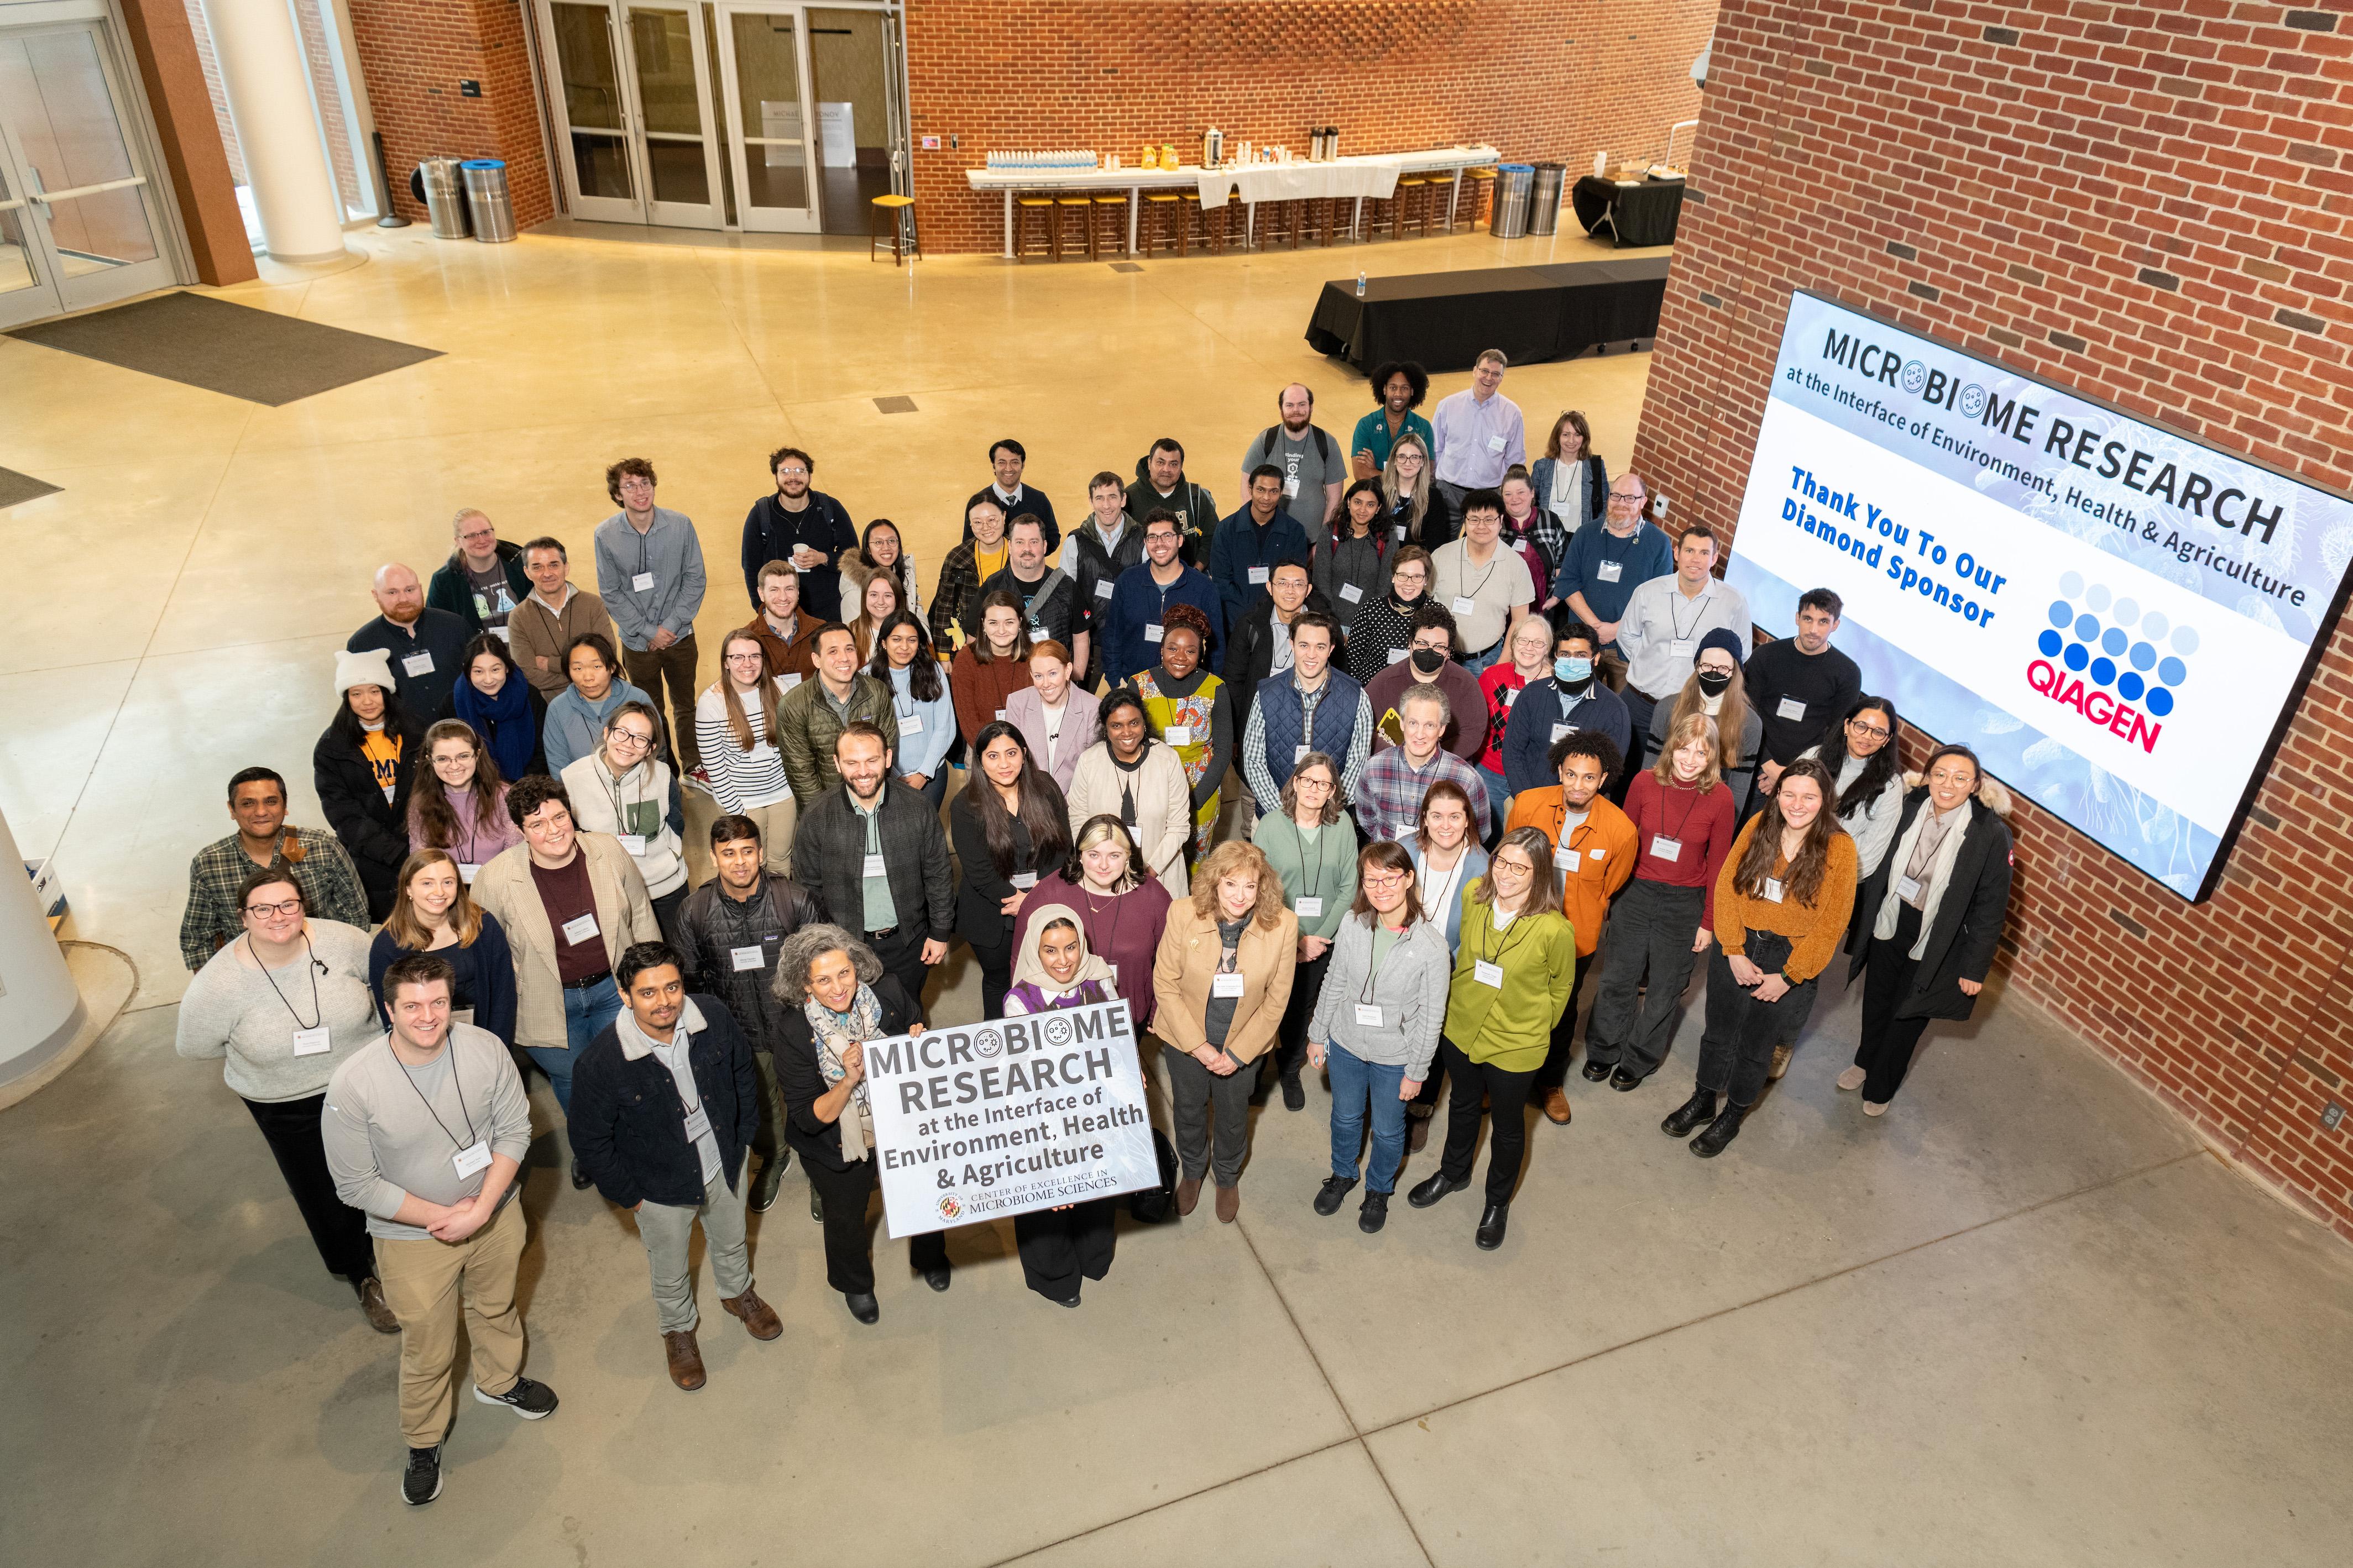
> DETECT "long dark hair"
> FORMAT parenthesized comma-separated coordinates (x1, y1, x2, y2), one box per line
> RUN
(1732, 757, 1845, 907)
(409, 719, 507, 847)
(963, 720, 1071, 879)
(1817, 695, 1901, 819)
(331, 683, 416, 748)
(1096, 688, 1151, 752)
(867, 608, 943, 702)
(1339, 478, 1385, 541)
(858, 518, 913, 601)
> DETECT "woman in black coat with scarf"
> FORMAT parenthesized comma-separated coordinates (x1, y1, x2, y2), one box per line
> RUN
(315, 647, 427, 920)
(1840, 743, 2016, 1115)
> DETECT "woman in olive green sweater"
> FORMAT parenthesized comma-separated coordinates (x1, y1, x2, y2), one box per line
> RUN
(1407, 826, 1576, 1251)
(1251, 751, 1361, 1111)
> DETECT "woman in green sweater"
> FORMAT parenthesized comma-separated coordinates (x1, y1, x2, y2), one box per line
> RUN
(1250, 751, 1360, 1111)
(1407, 825, 1576, 1251)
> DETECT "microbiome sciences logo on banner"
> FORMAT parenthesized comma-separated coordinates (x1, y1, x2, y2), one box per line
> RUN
(1728, 292, 2353, 899)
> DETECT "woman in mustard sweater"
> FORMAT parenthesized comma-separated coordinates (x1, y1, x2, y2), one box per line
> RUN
(1406, 826, 1577, 1251)
(1663, 757, 1857, 1158)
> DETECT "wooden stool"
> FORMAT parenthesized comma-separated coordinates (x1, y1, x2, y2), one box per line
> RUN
(869, 192, 918, 264)
(1396, 177, 1432, 238)
(1456, 167, 1498, 231)
(1365, 185, 1403, 239)
(1053, 196, 1091, 259)
(1306, 195, 1340, 246)
(1143, 192, 1186, 254)
(1092, 192, 1131, 256)
(1014, 196, 1055, 260)
(1256, 199, 1295, 249)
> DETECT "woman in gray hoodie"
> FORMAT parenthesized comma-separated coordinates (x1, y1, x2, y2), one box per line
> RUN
(1305, 840, 1453, 1233)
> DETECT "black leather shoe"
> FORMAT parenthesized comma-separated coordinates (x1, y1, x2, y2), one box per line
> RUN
(1358, 1190, 1389, 1234)
(1407, 1171, 1461, 1209)
(570, 1158, 593, 1191)
(1282, 1076, 1306, 1111)
(1610, 1066, 1644, 1092)
(1690, 1103, 1747, 1158)
(750, 1152, 788, 1213)
(844, 1292, 879, 1325)
(1581, 1058, 1612, 1083)
(1474, 1202, 1509, 1250)
(1661, 1088, 1718, 1138)
(1314, 1176, 1357, 1215)
(809, 1186, 824, 1224)
(922, 1263, 952, 1292)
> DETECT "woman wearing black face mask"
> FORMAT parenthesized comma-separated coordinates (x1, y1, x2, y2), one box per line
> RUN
(1348, 545, 1433, 685)
(1650, 626, 1763, 811)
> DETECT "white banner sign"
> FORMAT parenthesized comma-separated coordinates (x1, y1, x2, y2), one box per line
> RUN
(863, 998, 1157, 1238)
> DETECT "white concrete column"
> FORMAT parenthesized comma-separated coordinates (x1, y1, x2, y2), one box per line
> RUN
(198, 0, 349, 262)
(0, 807, 82, 1091)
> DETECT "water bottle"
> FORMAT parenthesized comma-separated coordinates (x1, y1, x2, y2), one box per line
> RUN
(1356, 271, 1367, 297)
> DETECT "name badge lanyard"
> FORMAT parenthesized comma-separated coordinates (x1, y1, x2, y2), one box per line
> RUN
(1476, 907, 1535, 973)
(1667, 585, 1713, 646)
(1655, 780, 1702, 861)
(1420, 852, 1466, 934)
(252, 932, 326, 1031)
(402, 1040, 482, 1162)
(607, 758, 644, 840)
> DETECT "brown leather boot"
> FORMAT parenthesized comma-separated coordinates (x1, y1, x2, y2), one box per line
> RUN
(721, 1288, 782, 1341)
(1215, 1184, 1240, 1223)
(1174, 1177, 1202, 1216)
(1541, 1088, 1573, 1125)
(663, 1329, 707, 1392)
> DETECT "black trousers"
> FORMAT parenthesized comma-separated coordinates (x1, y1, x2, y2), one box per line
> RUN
(867, 925, 932, 1014)
(970, 924, 1015, 1021)
(1436, 1040, 1535, 1205)
(1854, 904, 1933, 1103)
(1269, 946, 1332, 1086)
(1013, 1199, 1117, 1303)
(1531, 953, 1599, 1092)
(799, 1149, 948, 1296)
(242, 1093, 376, 1289)
(1163, 1046, 1256, 1186)
(1583, 878, 1707, 1077)
(650, 882, 689, 950)
(1693, 936, 1819, 1108)
(1620, 687, 1661, 771)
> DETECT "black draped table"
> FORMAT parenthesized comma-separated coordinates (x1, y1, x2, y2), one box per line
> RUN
(1570, 175, 1687, 248)
(1304, 255, 1671, 372)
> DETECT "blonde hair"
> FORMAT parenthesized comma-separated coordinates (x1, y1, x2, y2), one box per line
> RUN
(1651, 711, 1724, 791)
(1664, 663, 1750, 774)
(386, 849, 484, 951)
(1189, 840, 1289, 930)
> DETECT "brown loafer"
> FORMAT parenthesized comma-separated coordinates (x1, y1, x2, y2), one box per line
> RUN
(1215, 1183, 1240, 1223)
(1174, 1177, 1201, 1216)
(721, 1288, 782, 1342)
(663, 1329, 707, 1392)
(358, 1277, 401, 1335)
(1406, 1112, 1431, 1152)
(1769, 1043, 1794, 1081)
(1541, 1088, 1573, 1125)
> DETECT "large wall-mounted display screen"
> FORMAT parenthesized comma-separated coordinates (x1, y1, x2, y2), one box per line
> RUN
(1724, 291, 2353, 901)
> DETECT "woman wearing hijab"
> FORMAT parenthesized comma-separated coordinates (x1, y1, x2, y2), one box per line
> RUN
(1066, 690, 1193, 898)
(1001, 905, 1125, 1305)
(448, 633, 545, 781)
(1649, 626, 1765, 811)
(771, 922, 949, 1324)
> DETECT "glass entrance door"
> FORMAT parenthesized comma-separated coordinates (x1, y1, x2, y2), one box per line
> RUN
(535, 0, 724, 228)
(0, 22, 176, 329)
(713, 4, 816, 233)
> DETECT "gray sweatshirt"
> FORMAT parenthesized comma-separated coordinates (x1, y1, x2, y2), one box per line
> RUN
(174, 920, 381, 1103)
(1306, 912, 1452, 1080)
(593, 505, 708, 650)
(321, 1023, 534, 1241)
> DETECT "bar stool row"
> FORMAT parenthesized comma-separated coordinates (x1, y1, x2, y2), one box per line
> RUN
(1013, 168, 1501, 261)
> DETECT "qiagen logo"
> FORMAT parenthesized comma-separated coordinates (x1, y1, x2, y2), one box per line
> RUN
(2025, 572, 2194, 756)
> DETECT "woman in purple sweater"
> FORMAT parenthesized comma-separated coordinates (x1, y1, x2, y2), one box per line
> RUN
(1012, 815, 1173, 1035)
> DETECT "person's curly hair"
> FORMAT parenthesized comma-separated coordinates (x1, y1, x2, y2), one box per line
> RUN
(1159, 601, 1213, 649)
(770, 923, 883, 1007)
(1188, 840, 1290, 930)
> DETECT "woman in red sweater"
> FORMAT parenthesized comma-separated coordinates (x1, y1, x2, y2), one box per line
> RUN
(950, 590, 1036, 749)
(1582, 711, 1738, 1090)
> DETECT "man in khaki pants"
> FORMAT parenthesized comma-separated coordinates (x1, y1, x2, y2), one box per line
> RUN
(324, 953, 558, 1506)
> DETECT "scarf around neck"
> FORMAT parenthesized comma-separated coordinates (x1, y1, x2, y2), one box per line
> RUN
(806, 983, 883, 1160)
(454, 674, 534, 780)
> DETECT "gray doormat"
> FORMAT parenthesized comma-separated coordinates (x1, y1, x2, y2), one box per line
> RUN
(7, 291, 441, 406)
(0, 468, 61, 510)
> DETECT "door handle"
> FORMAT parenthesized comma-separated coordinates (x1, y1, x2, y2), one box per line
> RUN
(0, 197, 25, 213)
(28, 175, 147, 204)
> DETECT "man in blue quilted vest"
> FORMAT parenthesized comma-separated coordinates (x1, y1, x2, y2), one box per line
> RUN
(1241, 611, 1372, 819)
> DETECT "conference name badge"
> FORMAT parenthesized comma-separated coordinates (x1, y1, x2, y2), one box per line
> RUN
(683, 1105, 712, 1141)
(1451, 596, 1478, 616)
(1486, 434, 1507, 453)
(1762, 877, 1785, 903)
(1294, 744, 1312, 764)
(1096, 579, 1115, 599)
(1012, 872, 1038, 889)
(862, 853, 888, 877)
(1249, 566, 1271, 585)
(1355, 1004, 1384, 1027)
(1388, 648, 1408, 663)
(452, 1141, 492, 1179)
(1669, 637, 1696, 659)
(1897, 875, 1923, 901)
(1284, 476, 1301, 497)
(1394, 525, 1408, 542)
(619, 832, 648, 856)
(1473, 960, 1505, 988)
(1295, 896, 1324, 919)
(561, 913, 600, 945)
(901, 713, 923, 735)
(1595, 560, 1623, 583)
(402, 651, 435, 678)
(1649, 835, 1682, 862)
(1145, 623, 1164, 643)
(1164, 724, 1193, 746)
(1551, 722, 1573, 743)
(1211, 972, 1246, 998)
(291, 1026, 334, 1057)
(1559, 848, 1582, 873)
(995, 708, 1008, 721)
(1339, 583, 1363, 604)
(777, 673, 803, 690)
(731, 945, 765, 972)
(458, 862, 480, 884)
(631, 571, 656, 592)
(1776, 697, 1807, 720)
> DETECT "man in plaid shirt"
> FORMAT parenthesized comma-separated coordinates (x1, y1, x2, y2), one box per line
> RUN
(1354, 684, 1494, 846)
(180, 766, 370, 969)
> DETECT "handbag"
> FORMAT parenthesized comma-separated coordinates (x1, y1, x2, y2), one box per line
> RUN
(1127, 1128, 1181, 1224)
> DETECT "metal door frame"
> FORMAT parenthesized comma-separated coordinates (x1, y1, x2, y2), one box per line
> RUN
(711, 1, 818, 234)
(615, 0, 724, 228)
(532, 0, 643, 223)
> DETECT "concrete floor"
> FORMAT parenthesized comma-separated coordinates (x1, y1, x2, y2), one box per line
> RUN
(4, 221, 2352, 1564)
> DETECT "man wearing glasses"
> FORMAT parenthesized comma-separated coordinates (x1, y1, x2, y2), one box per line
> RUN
(1553, 472, 1676, 660)
(594, 457, 708, 775)
(740, 446, 859, 621)
(1743, 588, 1862, 805)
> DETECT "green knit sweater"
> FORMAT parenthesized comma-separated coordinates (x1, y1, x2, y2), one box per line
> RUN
(1442, 883, 1577, 1071)
(1250, 812, 1359, 941)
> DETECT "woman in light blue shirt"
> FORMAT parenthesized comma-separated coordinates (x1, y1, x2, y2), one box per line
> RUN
(871, 610, 954, 807)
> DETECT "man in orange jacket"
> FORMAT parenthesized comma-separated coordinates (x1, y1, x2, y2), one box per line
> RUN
(1505, 728, 1638, 1124)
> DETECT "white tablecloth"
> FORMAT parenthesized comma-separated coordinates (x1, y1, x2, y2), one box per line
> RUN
(1196, 158, 1410, 204)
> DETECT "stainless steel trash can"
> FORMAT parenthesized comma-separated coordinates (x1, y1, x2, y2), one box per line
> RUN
(1489, 163, 1534, 238)
(419, 158, 470, 239)
(461, 159, 516, 243)
(1528, 162, 1567, 235)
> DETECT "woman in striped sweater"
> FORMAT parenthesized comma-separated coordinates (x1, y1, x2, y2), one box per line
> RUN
(694, 630, 798, 874)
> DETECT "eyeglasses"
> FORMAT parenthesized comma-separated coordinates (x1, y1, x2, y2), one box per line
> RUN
(774, 467, 809, 479)
(607, 728, 654, 749)
(1848, 721, 1892, 740)
(724, 651, 767, 665)
(244, 899, 303, 918)
(1608, 490, 1646, 504)
(1296, 775, 1333, 790)
(1362, 871, 1409, 889)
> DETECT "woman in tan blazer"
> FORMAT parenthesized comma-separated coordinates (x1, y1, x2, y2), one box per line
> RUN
(468, 774, 658, 1187)
(1152, 839, 1299, 1223)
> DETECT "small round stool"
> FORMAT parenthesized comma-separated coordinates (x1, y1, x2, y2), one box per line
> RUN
(869, 193, 918, 265)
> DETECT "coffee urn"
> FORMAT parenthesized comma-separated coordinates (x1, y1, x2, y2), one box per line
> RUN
(1203, 127, 1224, 167)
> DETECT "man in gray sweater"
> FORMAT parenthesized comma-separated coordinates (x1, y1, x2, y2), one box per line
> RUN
(323, 953, 556, 1507)
(593, 456, 708, 772)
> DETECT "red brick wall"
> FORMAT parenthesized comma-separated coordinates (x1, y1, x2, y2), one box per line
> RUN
(347, 0, 555, 227)
(1632, 0, 2353, 1237)
(906, 0, 1717, 253)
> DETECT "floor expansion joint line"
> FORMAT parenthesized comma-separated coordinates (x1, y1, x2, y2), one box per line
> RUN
(1362, 1146, 2213, 1441)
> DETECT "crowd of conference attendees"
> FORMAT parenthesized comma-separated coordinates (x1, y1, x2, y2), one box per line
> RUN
(169, 352, 2015, 1506)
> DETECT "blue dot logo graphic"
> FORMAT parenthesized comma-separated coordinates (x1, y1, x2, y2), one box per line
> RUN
(2035, 580, 2193, 729)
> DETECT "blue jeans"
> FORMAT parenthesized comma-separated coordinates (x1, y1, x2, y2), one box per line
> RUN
(1326, 1040, 1409, 1194)
(530, 982, 621, 1113)
(1463, 640, 1504, 675)
(1477, 765, 1513, 846)
(906, 768, 949, 809)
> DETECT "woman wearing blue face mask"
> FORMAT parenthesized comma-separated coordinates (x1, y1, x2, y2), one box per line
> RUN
(1499, 617, 1635, 803)
(1475, 614, 1558, 839)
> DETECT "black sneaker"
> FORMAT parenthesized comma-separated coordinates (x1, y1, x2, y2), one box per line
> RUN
(1281, 1076, 1306, 1111)
(474, 1376, 558, 1419)
(751, 1152, 788, 1213)
(401, 1445, 443, 1506)
(1358, 1190, 1389, 1234)
(1313, 1175, 1358, 1215)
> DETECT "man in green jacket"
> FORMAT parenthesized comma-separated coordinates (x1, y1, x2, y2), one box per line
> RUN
(775, 623, 899, 806)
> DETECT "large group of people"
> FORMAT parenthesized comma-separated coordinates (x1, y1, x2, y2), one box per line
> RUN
(168, 351, 2016, 1509)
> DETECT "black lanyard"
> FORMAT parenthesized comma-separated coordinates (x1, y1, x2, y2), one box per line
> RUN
(400, 1040, 479, 1153)
(1661, 780, 1702, 845)
(1477, 905, 1536, 969)
(250, 932, 323, 1030)
(1294, 818, 1326, 904)
(1667, 585, 1713, 642)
